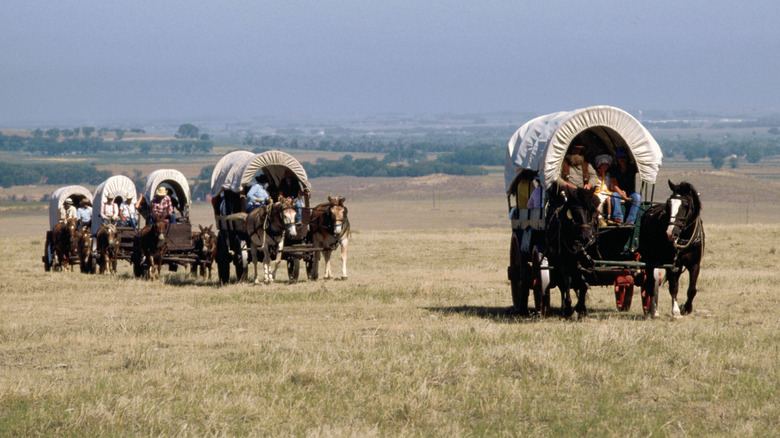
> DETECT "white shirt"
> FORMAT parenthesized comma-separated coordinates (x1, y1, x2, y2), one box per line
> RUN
(120, 203, 137, 220)
(102, 202, 118, 219)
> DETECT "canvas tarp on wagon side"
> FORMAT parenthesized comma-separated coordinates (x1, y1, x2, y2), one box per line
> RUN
(91, 175, 137, 235)
(505, 105, 663, 193)
(210, 150, 254, 197)
(48, 185, 94, 229)
(143, 169, 192, 211)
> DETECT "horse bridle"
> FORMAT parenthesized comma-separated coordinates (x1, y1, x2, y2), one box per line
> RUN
(327, 204, 348, 236)
(667, 197, 703, 255)
(552, 202, 598, 261)
(265, 203, 297, 237)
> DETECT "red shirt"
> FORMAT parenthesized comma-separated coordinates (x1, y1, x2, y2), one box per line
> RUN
(152, 195, 173, 217)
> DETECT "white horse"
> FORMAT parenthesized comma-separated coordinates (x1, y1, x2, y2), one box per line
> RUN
(246, 197, 298, 284)
(310, 195, 350, 280)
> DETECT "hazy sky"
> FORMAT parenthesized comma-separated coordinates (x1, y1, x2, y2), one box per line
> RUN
(2, 1, 778, 126)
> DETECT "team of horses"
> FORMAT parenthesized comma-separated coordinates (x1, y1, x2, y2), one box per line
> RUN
(244, 195, 350, 284)
(539, 179, 704, 318)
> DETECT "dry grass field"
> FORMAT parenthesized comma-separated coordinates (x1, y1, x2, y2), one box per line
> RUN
(1, 172, 779, 436)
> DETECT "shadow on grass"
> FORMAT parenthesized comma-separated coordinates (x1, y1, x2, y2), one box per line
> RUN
(424, 305, 649, 323)
(114, 271, 225, 288)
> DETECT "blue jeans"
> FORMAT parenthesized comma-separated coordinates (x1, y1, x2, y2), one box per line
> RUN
(611, 192, 641, 224)
(295, 198, 303, 223)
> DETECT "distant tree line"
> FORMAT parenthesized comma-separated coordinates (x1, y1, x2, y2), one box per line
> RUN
(303, 155, 487, 178)
(659, 136, 780, 165)
(0, 133, 213, 156)
(0, 162, 111, 188)
(242, 126, 513, 154)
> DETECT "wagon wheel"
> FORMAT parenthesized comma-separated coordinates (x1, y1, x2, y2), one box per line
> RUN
(216, 232, 231, 284)
(306, 252, 320, 281)
(508, 231, 530, 315)
(614, 275, 635, 312)
(234, 239, 248, 281)
(43, 235, 53, 272)
(287, 258, 301, 282)
(531, 245, 551, 316)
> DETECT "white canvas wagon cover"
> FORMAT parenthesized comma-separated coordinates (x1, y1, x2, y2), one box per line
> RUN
(504, 106, 663, 192)
(143, 169, 191, 212)
(236, 150, 311, 193)
(48, 185, 93, 229)
(210, 150, 254, 197)
(91, 175, 137, 235)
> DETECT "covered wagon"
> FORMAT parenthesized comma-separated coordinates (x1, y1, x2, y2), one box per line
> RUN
(131, 169, 199, 277)
(210, 150, 319, 283)
(43, 185, 93, 271)
(505, 105, 665, 315)
(90, 175, 138, 272)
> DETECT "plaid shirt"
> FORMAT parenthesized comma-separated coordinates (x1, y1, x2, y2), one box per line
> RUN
(151, 195, 173, 217)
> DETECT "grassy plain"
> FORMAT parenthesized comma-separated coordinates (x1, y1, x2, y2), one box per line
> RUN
(1, 172, 779, 436)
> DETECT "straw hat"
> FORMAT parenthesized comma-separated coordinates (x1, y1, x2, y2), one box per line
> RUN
(156, 187, 167, 196)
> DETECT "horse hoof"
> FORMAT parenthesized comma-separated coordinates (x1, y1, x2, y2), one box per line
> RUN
(341, 276, 348, 280)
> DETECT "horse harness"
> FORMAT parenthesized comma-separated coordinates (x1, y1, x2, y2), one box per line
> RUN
(246, 203, 296, 255)
(318, 205, 349, 249)
(548, 201, 597, 269)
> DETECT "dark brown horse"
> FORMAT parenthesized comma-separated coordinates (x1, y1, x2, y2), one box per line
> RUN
(96, 223, 119, 274)
(309, 195, 351, 280)
(246, 196, 298, 284)
(76, 229, 93, 273)
(51, 218, 78, 272)
(639, 180, 705, 317)
(192, 225, 217, 280)
(542, 184, 601, 317)
(138, 213, 169, 280)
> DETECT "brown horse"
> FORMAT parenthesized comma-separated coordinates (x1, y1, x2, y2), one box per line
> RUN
(96, 223, 119, 274)
(51, 218, 78, 272)
(76, 229, 93, 273)
(310, 195, 351, 280)
(246, 197, 298, 284)
(192, 225, 217, 280)
(639, 180, 705, 317)
(138, 213, 169, 280)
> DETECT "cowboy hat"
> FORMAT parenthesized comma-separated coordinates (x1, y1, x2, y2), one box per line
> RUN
(126, 192, 134, 199)
(65, 198, 74, 204)
(156, 187, 167, 196)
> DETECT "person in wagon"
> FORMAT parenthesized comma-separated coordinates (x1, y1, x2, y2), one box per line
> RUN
(119, 192, 139, 228)
(60, 198, 78, 224)
(526, 177, 543, 209)
(279, 173, 307, 224)
(558, 144, 596, 190)
(151, 186, 174, 223)
(593, 154, 613, 226)
(101, 196, 119, 225)
(245, 174, 270, 214)
(76, 199, 92, 231)
(609, 148, 642, 225)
